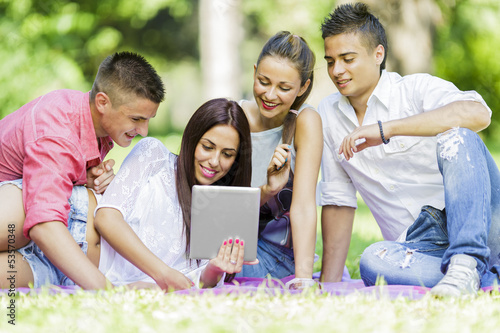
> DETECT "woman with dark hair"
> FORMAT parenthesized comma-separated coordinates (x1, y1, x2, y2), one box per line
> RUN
(236, 31, 323, 289)
(0, 98, 260, 291)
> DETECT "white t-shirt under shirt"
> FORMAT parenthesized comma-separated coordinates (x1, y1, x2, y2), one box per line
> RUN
(95, 137, 221, 287)
(317, 70, 492, 241)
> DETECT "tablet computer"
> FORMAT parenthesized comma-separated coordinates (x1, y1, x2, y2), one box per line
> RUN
(189, 185, 260, 261)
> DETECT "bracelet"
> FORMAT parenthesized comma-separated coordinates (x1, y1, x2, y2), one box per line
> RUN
(377, 120, 390, 144)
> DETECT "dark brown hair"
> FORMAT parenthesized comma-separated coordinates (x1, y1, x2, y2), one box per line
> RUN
(175, 98, 252, 252)
(321, 2, 388, 72)
(90, 51, 165, 106)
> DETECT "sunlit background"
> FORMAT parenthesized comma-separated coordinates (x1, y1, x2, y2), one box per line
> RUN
(1, 0, 500, 279)
(1, 0, 499, 143)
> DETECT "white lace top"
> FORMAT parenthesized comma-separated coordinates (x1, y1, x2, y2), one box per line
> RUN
(96, 137, 220, 287)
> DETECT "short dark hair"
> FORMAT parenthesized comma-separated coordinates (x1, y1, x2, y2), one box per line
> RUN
(175, 98, 252, 252)
(321, 2, 388, 71)
(90, 51, 165, 105)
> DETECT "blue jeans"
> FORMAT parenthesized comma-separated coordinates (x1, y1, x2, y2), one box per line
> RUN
(360, 128, 500, 288)
(235, 238, 295, 278)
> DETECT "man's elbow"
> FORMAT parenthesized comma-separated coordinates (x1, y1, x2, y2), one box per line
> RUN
(477, 109, 491, 131)
(468, 102, 491, 131)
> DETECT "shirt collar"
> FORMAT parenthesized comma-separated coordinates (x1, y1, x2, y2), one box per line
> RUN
(80, 92, 113, 167)
(337, 95, 358, 126)
(368, 70, 391, 110)
(336, 71, 391, 123)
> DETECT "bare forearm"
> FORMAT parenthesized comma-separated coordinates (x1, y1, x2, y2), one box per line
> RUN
(29, 222, 108, 289)
(259, 184, 278, 206)
(384, 101, 490, 139)
(289, 109, 323, 279)
(290, 204, 317, 278)
(320, 205, 355, 282)
(95, 208, 194, 291)
(200, 264, 223, 288)
(94, 209, 164, 280)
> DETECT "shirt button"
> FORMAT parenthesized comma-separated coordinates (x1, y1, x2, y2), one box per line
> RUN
(374, 169, 380, 174)
(389, 185, 395, 190)
(400, 143, 405, 148)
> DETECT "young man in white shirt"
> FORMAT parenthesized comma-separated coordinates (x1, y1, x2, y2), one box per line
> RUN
(317, 2, 500, 297)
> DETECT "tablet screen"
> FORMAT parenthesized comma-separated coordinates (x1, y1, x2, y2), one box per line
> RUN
(189, 185, 260, 261)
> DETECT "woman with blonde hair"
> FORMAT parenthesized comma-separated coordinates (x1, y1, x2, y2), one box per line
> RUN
(237, 31, 323, 289)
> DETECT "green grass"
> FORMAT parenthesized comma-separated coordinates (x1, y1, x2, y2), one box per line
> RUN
(3, 287, 500, 332)
(2, 137, 499, 332)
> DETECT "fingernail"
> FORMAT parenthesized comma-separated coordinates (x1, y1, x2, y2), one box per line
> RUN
(223, 241, 227, 245)
(241, 241, 244, 246)
(288, 145, 291, 149)
(235, 239, 239, 244)
(229, 239, 233, 244)
(285, 158, 288, 162)
(95, 180, 100, 186)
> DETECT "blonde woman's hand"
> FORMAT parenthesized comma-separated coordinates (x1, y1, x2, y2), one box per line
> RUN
(264, 144, 292, 197)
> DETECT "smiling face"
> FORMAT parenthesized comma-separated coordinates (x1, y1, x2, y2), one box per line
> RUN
(324, 32, 384, 107)
(253, 56, 309, 126)
(193, 124, 240, 185)
(97, 93, 159, 147)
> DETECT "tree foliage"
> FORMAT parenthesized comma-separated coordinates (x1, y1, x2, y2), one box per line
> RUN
(434, 0, 500, 141)
(0, 0, 196, 127)
(1, 0, 499, 142)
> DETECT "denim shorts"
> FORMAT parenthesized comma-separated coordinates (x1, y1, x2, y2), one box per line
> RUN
(1, 179, 89, 288)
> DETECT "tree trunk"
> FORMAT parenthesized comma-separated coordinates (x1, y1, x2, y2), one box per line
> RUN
(337, 0, 442, 74)
(199, 0, 243, 100)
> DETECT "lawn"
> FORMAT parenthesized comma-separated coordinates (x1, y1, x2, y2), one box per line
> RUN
(2, 135, 500, 332)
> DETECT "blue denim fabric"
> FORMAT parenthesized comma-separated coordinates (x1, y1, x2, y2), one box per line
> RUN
(360, 128, 500, 288)
(235, 238, 295, 279)
(360, 206, 447, 287)
(2, 180, 90, 288)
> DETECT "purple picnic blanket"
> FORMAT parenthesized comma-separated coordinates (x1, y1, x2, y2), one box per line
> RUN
(3, 270, 495, 299)
(173, 271, 431, 299)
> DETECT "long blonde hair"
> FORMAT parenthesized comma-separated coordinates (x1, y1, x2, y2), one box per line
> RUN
(256, 31, 315, 144)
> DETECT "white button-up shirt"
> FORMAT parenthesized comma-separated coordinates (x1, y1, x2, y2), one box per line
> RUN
(317, 71, 491, 241)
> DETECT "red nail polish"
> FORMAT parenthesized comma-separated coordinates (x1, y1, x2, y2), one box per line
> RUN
(235, 239, 239, 244)
(223, 241, 227, 245)
(241, 241, 244, 246)
(229, 239, 233, 244)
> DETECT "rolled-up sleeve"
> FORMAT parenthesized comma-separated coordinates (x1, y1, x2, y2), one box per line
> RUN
(317, 130, 357, 208)
(415, 74, 492, 117)
(22, 137, 86, 238)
